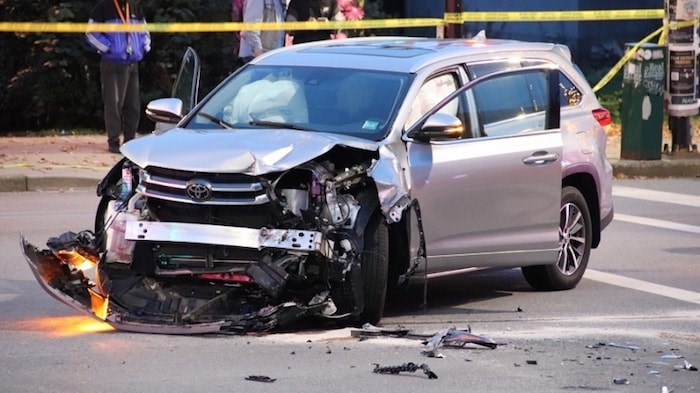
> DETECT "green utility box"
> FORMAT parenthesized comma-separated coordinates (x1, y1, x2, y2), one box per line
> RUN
(620, 43, 666, 160)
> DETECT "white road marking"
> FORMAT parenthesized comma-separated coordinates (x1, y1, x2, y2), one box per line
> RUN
(614, 213, 700, 234)
(585, 269, 700, 305)
(613, 186, 700, 208)
(0, 293, 18, 302)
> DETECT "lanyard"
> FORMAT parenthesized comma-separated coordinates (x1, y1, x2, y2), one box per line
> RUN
(112, 0, 130, 25)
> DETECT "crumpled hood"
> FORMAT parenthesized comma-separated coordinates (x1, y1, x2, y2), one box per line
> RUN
(121, 128, 379, 174)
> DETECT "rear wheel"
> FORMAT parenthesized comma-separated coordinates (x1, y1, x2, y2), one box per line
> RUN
(359, 212, 389, 324)
(522, 186, 592, 290)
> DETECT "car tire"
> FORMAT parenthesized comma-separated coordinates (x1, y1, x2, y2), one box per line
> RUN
(359, 211, 390, 324)
(522, 186, 592, 291)
(94, 195, 112, 252)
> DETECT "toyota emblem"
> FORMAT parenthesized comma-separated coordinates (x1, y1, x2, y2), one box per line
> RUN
(185, 180, 213, 202)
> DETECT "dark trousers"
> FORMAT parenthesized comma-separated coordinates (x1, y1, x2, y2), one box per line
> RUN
(100, 60, 141, 148)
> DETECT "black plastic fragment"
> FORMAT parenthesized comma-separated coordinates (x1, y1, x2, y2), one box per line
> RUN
(245, 261, 289, 299)
(372, 362, 438, 379)
(245, 375, 276, 383)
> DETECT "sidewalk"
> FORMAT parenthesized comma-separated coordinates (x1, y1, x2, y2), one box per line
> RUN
(0, 135, 121, 192)
(1, 132, 699, 193)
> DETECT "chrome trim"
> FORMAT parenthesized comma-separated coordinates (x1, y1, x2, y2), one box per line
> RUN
(125, 221, 328, 255)
(137, 169, 269, 205)
(136, 185, 269, 205)
(141, 172, 263, 192)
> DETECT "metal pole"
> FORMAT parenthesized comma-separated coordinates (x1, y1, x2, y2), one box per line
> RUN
(445, 0, 463, 39)
(665, 0, 698, 154)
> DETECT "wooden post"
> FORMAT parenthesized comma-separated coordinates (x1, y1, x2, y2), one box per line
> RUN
(445, 0, 463, 38)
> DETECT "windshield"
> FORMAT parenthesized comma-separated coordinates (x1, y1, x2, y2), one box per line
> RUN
(185, 65, 411, 140)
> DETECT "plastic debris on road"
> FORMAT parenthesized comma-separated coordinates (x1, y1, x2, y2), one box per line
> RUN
(372, 362, 438, 379)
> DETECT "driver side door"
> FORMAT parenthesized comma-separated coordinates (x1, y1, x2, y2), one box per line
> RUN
(406, 67, 563, 275)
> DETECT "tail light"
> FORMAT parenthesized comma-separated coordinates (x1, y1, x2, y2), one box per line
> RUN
(592, 108, 612, 127)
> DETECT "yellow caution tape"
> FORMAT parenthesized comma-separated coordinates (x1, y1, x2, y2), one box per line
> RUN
(0, 9, 694, 96)
(592, 27, 663, 93)
(0, 19, 443, 33)
(0, 9, 671, 33)
(446, 9, 665, 23)
(592, 19, 697, 92)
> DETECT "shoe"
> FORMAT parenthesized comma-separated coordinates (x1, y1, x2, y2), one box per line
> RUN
(108, 145, 121, 154)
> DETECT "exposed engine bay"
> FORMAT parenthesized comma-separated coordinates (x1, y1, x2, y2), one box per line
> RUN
(22, 145, 419, 334)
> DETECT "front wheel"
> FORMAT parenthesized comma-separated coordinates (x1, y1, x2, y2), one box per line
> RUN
(522, 186, 592, 290)
(359, 212, 389, 324)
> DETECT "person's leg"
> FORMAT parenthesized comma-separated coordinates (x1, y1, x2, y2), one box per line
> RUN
(100, 60, 122, 151)
(122, 63, 141, 143)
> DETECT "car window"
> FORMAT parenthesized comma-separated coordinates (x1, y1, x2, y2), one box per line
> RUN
(522, 60, 582, 107)
(471, 59, 582, 108)
(557, 74, 582, 106)
(467, 60, 519, 79)
(405, 73, 459, 129)
(471, 71, 550, 137)
(187, 65, 411, 140)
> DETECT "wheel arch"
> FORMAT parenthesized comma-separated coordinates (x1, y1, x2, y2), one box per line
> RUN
(562, 171, 601, 248)
(387, 215, 411, 289)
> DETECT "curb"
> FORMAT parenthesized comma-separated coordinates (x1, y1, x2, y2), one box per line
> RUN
(0, 175, 100, 192)
(610, 158, 700, 178)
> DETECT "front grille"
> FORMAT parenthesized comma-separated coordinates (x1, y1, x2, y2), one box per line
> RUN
(137, 167, 270, 206)
(138, 167, 276, 227)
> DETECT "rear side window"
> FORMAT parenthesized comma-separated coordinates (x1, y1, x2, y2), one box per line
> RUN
(522, 60, 582, 106)
(473, 74, 536, 124)
(471, 71, 550, 137)
(558, 74, 582, 106)
(469, 59, 582, 107)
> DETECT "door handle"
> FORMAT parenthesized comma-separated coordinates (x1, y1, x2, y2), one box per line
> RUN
(522, 151, 559, 166)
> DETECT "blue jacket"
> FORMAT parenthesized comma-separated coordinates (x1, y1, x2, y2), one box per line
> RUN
(85, 0, 151, 64)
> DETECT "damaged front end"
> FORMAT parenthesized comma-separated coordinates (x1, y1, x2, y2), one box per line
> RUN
(21, 145, 405, 334)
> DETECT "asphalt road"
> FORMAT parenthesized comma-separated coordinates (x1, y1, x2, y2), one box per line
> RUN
(0, 180, 698, 393)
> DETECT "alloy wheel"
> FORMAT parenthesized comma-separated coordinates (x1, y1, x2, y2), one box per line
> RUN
(557, 201, 586, 275)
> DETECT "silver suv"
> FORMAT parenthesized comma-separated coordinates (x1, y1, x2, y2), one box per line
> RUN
(23, 37, 614, 334)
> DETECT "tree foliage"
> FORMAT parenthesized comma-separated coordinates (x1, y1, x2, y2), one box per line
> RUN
(0, 0, 393, 133)
(0, 0, 235, 133)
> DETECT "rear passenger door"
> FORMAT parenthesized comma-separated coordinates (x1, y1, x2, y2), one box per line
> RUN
(406, 67, 563, 274)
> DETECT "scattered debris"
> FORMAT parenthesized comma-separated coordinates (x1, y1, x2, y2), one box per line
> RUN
(351, 323, 411, 338)
(673, 360, 697, 371)
(372, 362, 438, 379)
(612, 377, 629, 385)
(420, 326, 497, 357)
(661, 386, 670, 393)
(442, 327, 498, 349)
(245, 375, 276, 383)
(351, 324, 497, 358)
(606, 342, 640, 351)
(421, 328, 449, 358)
(661, 353, 683, 359)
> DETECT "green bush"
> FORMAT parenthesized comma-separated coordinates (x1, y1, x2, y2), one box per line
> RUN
(0, 0, 235, 134)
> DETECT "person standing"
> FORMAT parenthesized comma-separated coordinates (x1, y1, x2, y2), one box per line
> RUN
(285, 0, 343, 44)
(239, 0, 288, 63)
(86, 0, 150, 154)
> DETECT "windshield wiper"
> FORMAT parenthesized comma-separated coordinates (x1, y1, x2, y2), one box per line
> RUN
(198, 112, 234, 129)
(249, 119, 316, 132)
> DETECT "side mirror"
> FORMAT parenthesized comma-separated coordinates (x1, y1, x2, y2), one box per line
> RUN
(409, 112, 464, 141)
(145, 98, 184, 125)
